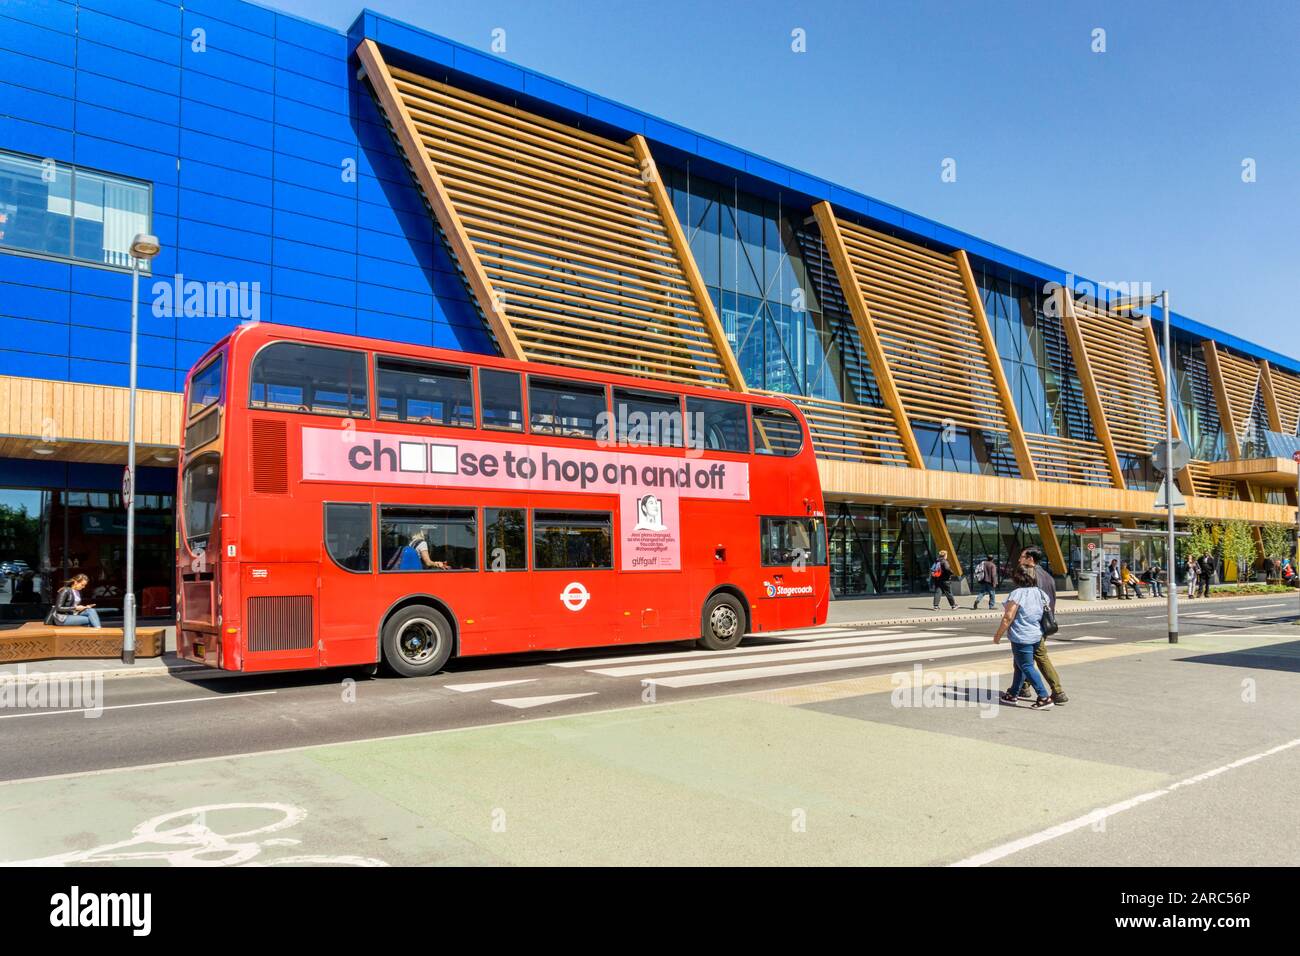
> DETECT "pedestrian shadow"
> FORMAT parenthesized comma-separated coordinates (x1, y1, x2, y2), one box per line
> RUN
(1175, 639, 1300, 674)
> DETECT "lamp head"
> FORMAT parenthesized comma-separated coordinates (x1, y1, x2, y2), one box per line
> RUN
(130, 233, 161, 260)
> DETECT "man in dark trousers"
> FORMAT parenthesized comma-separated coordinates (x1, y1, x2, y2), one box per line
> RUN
(972, 554, 999, 609)
(930, 550, 957, 610)
(1009, 545, 1068, 704)
(1198, 553, 1214, 598)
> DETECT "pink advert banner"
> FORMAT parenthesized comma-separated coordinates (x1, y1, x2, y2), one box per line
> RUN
(301, 428, 750, 571)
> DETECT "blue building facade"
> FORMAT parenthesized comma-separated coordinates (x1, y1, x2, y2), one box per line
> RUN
(1, 0, 1296, 612)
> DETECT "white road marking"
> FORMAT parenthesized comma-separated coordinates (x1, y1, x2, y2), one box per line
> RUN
(644, 643, 1007, 689)
(1057, 620, 1108, 628)
(0, 690, 277, 720)
(547, 630, 905, 668)
(1238, 603, 1289, 611)
(950, 736, 1300, 867)
(443, 678, 537, 693)
(593, 634, 988, 678)
(491, 692, 597, 710)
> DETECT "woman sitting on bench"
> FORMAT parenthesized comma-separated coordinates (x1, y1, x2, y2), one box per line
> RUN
(51, 574, 101, 628)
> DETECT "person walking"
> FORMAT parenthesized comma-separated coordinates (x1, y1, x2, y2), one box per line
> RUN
(995, 563, 1055, 710)
(1009, 545, 1068, 704)
(930, 550, 957, 610)
(972, 554, 999, 609)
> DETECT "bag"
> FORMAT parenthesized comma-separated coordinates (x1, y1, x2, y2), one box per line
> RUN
(930, 561, 943, 580)
(974, 562, 987, 583)
(1038, 588, 1059, 637)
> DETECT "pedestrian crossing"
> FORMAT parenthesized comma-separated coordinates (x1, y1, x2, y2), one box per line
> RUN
(448, 623, 1124, 709)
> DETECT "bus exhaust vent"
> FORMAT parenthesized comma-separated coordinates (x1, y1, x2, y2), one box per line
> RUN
(250, 418, 288, 494)
(246, 595, 313, 652)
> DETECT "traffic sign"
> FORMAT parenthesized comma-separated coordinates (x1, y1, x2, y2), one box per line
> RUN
(121, 466, 133, 508)
(1154, 478, 1186, 510)
(1152, 439, 1192, 474)
(1087, 542, 1097, 551)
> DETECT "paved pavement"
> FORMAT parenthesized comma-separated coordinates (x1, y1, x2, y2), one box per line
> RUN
(0, 595, 1295, 865)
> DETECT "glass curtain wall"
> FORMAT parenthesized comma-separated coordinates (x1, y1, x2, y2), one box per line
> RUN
(827, 503, 938, 596)
(0, 486, 175, 621)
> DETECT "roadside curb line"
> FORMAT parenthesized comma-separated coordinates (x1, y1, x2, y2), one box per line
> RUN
(0, 661, 212, 685)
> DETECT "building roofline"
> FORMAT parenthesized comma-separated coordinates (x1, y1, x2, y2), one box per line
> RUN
(342, 7, 1297, 374)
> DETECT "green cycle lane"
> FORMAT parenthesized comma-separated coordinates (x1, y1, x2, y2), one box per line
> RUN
(2, 630, 1296, 866)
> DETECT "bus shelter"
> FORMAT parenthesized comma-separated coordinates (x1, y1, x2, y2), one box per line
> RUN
(1076, 526, 1186, 601)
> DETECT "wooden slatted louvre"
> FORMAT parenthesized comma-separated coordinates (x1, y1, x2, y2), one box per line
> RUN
(356, 40, 744, 390)
(1261, 362, 1300, 437)
(1185, 460, 1237, 500)
(1206, 342, 1263, 457)
(1022, 433, 1112, 487)
(1062, 296, 1170, 475)
(831, 218, 1012, 438)
(757, 391, 909, 466)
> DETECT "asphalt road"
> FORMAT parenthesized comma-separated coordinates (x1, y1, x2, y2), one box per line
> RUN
(1, 594, 1294, 783)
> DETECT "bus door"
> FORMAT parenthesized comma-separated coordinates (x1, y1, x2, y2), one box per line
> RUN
(528, 508, 623, 649)
(239, 561, 319, 672)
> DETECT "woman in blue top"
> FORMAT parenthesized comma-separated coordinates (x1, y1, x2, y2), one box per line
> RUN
(993, 564, 1055, 709)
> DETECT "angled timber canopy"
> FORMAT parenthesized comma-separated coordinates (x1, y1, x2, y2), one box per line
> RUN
(355, 39, 745, 391)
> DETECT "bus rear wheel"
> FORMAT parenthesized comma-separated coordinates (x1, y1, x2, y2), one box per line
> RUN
(381, 605, 454, 677)
(699, 593, 745, 651)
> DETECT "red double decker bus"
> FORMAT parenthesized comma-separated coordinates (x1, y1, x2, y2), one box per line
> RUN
(177, 323, 828, 676)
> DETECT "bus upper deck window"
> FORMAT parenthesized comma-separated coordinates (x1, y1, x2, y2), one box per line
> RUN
(752, 406, 803, 456)
(613, 387, 683, 447)
(686, 396, 749, 453)
(376, 357, 473, 427)
(188, 355, 224, 419)
(480, 369, 523, 432)
(529, 377, 606, 439)
(250, 342, 368, 418)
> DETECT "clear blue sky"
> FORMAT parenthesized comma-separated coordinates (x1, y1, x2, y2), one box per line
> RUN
(266, 0, 1300, 360)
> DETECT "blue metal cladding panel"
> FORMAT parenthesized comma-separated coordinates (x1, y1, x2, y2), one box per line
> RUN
(0, 0, 492, 397)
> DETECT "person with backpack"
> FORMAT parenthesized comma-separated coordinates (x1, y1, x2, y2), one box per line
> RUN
(994, 564, 1056, 710)
(929, 550, 957, 610)
(972, 554, 999, 609)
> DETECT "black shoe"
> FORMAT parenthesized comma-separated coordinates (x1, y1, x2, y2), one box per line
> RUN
(1052, 692, 1069, 705)
(1031, 696, 1055, 710)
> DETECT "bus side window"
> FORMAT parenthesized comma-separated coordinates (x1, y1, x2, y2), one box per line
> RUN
(485, 508, 527, 571)
(613, 387, 683, 447)
(760, 517, 827, 567)
(533, 511, 613, 569)
(752, 407, 803, 456)
(324, 503, 372, 573)
(686, 396, 749, 453)
(379, 506, 478, 571)
(528, 377, 606, 439)
(376, 357, 473, 427)
(249, 342, 368, 417)
(480, 369, 523, 432)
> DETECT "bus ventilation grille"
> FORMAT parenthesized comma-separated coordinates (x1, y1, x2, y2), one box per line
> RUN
(250, 418, 288, 494)
(246, 595, 313, 652)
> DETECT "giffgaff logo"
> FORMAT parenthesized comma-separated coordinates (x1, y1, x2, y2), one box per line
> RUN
(50, 886, 151, 937)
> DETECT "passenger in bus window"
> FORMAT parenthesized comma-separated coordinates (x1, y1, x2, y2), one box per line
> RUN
(394, 530, 449, 571)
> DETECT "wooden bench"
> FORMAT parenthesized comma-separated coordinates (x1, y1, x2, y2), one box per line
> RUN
(0, 622, 165, 664)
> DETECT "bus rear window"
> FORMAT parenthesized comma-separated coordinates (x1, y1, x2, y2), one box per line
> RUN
(250, 342, 368, 417)
(182, 454, 220, 551)
(188, 355, 224, 419)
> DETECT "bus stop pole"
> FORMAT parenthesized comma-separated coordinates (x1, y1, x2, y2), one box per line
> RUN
(1163, 290, 1178, 644)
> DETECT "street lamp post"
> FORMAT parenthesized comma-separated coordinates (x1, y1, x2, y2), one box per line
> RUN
(123, 233, 161, 665)
(1160, 291, 1179, 644)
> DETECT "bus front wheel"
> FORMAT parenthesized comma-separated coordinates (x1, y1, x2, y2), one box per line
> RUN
(699, 593, 745, 651)
(381, 605, 455, 677)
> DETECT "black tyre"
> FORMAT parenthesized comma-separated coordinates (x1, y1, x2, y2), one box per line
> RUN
(698, 592, 746, 651)
(381, 605, 455, 677)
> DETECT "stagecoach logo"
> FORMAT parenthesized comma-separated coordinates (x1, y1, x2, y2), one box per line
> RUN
(763, 580, 815, 598)
(560, 582, 590, 611)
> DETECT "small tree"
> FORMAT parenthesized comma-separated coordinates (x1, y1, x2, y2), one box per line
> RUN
(1220, 520, 1259, 585)
(1260, 524, 1295, 581)
(1181, 519, 1217, 563)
